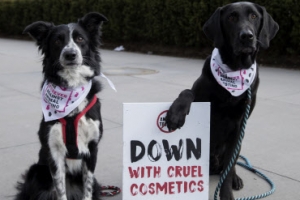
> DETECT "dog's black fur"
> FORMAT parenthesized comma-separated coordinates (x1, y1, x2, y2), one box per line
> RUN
(165, 2, 278, 200)
(15, 13, 108, 200)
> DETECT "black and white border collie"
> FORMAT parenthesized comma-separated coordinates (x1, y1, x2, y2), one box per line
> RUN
(15, 12, 108, 200)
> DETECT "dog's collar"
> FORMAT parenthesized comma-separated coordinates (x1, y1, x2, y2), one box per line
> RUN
(41, 80, 92, 122)
(210, 48, 257, 97)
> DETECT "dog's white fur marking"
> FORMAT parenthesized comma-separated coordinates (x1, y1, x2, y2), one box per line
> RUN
(66, 159, 82, 174)
(58, 65, 94, 88)
(59, 25, 83, 67)
(68, 98, 89, 117)
(83, 163, 94, 200)
(58, 24, 94, 88)
(77, 116, 101, 155)
(48, 123, 67, 200)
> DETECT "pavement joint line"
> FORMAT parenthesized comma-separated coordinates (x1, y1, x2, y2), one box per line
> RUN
(0, 93, 25, 99)
(0, 71, 41, 75)
(0, 84, 39, 99)
(0, 51, 40, 60)
(257, 97, 300, 107)
(156, 79, 193, 88)
(3, 195, 15, 199)
(265, 90, 300, 99)
(266, 98, 300, 107)
(103, 124, 123, 131)
(252, 165, 300, 183)
(102, 117, 122, 126)
(0, 141, 39, 150)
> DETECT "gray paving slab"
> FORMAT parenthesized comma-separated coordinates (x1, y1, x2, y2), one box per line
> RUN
(0, 38, 299, 199)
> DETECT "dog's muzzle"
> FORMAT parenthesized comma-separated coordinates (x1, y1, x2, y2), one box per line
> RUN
(239, 29, 254, 42)
(235, 29, 256, 54)
(60, 47, 82, 67)
(63, 49, 77, 62)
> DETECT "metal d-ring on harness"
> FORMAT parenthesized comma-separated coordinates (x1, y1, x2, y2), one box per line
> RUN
(214, 88, 276, 200)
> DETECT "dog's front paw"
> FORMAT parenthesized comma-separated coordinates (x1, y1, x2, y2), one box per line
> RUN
(220, 181, 235, 200)
(232, 173, 244, 190)
(220, 196, 234, 200)
(220, 191, 235, 200)
(165, 98, 191, 131)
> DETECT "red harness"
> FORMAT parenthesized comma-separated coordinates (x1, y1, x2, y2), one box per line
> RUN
(58, 95, 97, 158)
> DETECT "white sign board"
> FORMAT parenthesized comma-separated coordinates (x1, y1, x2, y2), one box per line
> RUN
(123, 102, 210, 200)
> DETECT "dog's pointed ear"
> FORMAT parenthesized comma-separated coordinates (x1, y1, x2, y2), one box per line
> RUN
(23, 21, 54, 46)
(79, 12, 108, 33)
(256, 5, 279, 49)
(203, 7, 224, 48)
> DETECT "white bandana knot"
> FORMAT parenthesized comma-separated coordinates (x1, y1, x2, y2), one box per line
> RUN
(41, 81, 92, 122)
(210, 48, 257, 97)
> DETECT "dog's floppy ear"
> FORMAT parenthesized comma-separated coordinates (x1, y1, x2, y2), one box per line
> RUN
(23, 21, 54, 47)
(256, 5, 279, 49)
(79, 12, 108, 33)
(203, 7, 224, 48)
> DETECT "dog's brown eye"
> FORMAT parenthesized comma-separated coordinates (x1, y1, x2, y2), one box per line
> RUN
(251, 13, 257, 19)
(55, 40, 61, 46)
(76, 37, 84, 43)
(228, 15, 236, 22)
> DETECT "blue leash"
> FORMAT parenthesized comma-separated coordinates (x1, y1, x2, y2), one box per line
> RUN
(214, 88, 276, 200)
(236, 155, 276, 200)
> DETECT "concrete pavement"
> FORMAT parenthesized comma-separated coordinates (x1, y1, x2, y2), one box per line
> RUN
(0, 38, 299, 199)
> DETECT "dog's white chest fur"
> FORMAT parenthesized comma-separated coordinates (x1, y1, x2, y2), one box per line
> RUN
(48, 99, 100, 174)
(76, 115, 100, 155)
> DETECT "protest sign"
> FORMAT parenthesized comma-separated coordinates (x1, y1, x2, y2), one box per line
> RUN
(123, 102, 210, 200)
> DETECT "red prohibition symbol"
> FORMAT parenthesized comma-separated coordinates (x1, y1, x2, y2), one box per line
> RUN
(156, 110, 174, 133)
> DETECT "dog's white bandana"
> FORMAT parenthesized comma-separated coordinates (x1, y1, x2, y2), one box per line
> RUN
(210, 48, 256, 96)
(41, 81, 92, 122)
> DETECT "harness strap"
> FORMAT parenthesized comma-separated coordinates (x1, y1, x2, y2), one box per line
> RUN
(59, 118, 67, 144)
(58, 95, 121, 197)
(59, 95, 98, 158)
(74, 95, 98, 142)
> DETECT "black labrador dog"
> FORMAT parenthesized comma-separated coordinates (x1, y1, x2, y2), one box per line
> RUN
(166, 2, 279, 200)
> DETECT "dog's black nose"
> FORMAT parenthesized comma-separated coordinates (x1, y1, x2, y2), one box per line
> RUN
(64, 50, 77, 61)
(240, 30, 254, 41)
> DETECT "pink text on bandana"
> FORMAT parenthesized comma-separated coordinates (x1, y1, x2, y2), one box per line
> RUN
(210, 48, 256, 97)
(214, 64, 244, 90)
(41, 80, 91, 122)
(43, 84, 72, 112)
